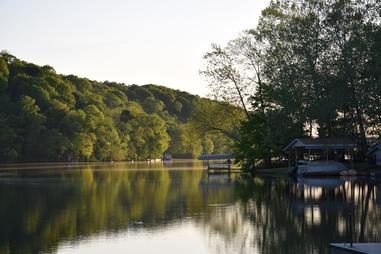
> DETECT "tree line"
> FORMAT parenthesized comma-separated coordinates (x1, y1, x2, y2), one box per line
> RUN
(201, 0, 381, 168)
(0, 52, 233, 163)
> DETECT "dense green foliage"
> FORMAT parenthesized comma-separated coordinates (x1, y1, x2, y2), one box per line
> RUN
(202, 0, 381, 168)
(0, 53, 232, 162)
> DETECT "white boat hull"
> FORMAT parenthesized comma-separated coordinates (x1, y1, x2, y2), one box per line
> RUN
(296, 160, 347, 176)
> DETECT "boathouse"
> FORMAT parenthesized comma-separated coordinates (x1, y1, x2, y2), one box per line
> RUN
(366, 144, 381, 166)
(283, 138, 356, 168)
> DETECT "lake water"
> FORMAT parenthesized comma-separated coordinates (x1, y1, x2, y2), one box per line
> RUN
(0, 160, 380, 254)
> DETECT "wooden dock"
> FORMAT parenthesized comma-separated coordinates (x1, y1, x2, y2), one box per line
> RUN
(198, 154, 241, 174)
(206, 163, 241, 174)
(208, 163, 231, 170)
(330, 243, 381, 254)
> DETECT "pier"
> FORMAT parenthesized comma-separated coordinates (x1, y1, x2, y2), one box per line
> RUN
(198, 153, 241, 174)
(330, 243, 381, 254)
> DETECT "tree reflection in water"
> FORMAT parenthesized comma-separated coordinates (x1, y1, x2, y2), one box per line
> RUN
(207, 175, 381, 254)
(0, 162, 380, 254)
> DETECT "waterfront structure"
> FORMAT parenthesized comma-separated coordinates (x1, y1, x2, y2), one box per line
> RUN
(284, 138, 356, 176)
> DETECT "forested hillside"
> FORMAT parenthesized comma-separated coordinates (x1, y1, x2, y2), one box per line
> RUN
(0, 52, 233, 163)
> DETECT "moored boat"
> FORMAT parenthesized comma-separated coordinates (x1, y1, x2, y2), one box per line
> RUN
(292, 160, 347, 176)
(162, 153, 172, 161)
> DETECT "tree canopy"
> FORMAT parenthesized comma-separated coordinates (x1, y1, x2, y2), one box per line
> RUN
(202, 0, 381, 168)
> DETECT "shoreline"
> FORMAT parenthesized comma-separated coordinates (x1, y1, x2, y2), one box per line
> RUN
(250, 163, 377, 177)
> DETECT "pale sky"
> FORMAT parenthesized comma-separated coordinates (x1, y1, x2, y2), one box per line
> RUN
(0, 0, 270, 96)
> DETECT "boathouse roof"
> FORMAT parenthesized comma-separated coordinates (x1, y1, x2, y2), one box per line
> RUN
(366, 144, 381, 156)
(283, 138, 355, 151)
(198, 153, 232, 161)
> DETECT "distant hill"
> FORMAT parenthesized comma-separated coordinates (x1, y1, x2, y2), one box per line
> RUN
(0, 52, 232, 163)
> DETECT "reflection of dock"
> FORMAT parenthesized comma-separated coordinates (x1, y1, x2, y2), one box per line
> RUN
(202, 174, 234, 186)
(330, 243, 381, 254)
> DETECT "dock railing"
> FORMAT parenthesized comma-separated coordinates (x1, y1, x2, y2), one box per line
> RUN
(199, 154, 238, 173)
(207, 163, 231, 170)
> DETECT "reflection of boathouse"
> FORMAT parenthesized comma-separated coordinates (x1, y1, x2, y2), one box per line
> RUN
(288, 178, 348, 217)
(287, 177, 379, 239)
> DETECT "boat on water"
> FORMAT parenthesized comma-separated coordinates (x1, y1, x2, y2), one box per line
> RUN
(291, 160, 347, 176)
(162, 153, 172, 161)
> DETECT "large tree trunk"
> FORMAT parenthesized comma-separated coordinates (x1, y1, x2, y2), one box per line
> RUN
(354, 105, 368, 157)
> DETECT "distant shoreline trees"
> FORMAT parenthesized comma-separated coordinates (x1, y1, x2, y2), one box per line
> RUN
(0, 52, 233, 163)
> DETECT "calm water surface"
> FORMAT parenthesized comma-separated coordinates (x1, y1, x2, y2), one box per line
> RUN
(0, 160, 380, 254)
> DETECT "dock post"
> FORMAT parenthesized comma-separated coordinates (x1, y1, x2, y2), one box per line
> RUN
(349, 212, 353, 247)
(346, 202, 354, 248)
(288, 150, 291, 171)
(351, 148, 354, 170)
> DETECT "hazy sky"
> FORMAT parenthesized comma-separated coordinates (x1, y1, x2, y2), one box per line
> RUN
(0, 0, 270, 96)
